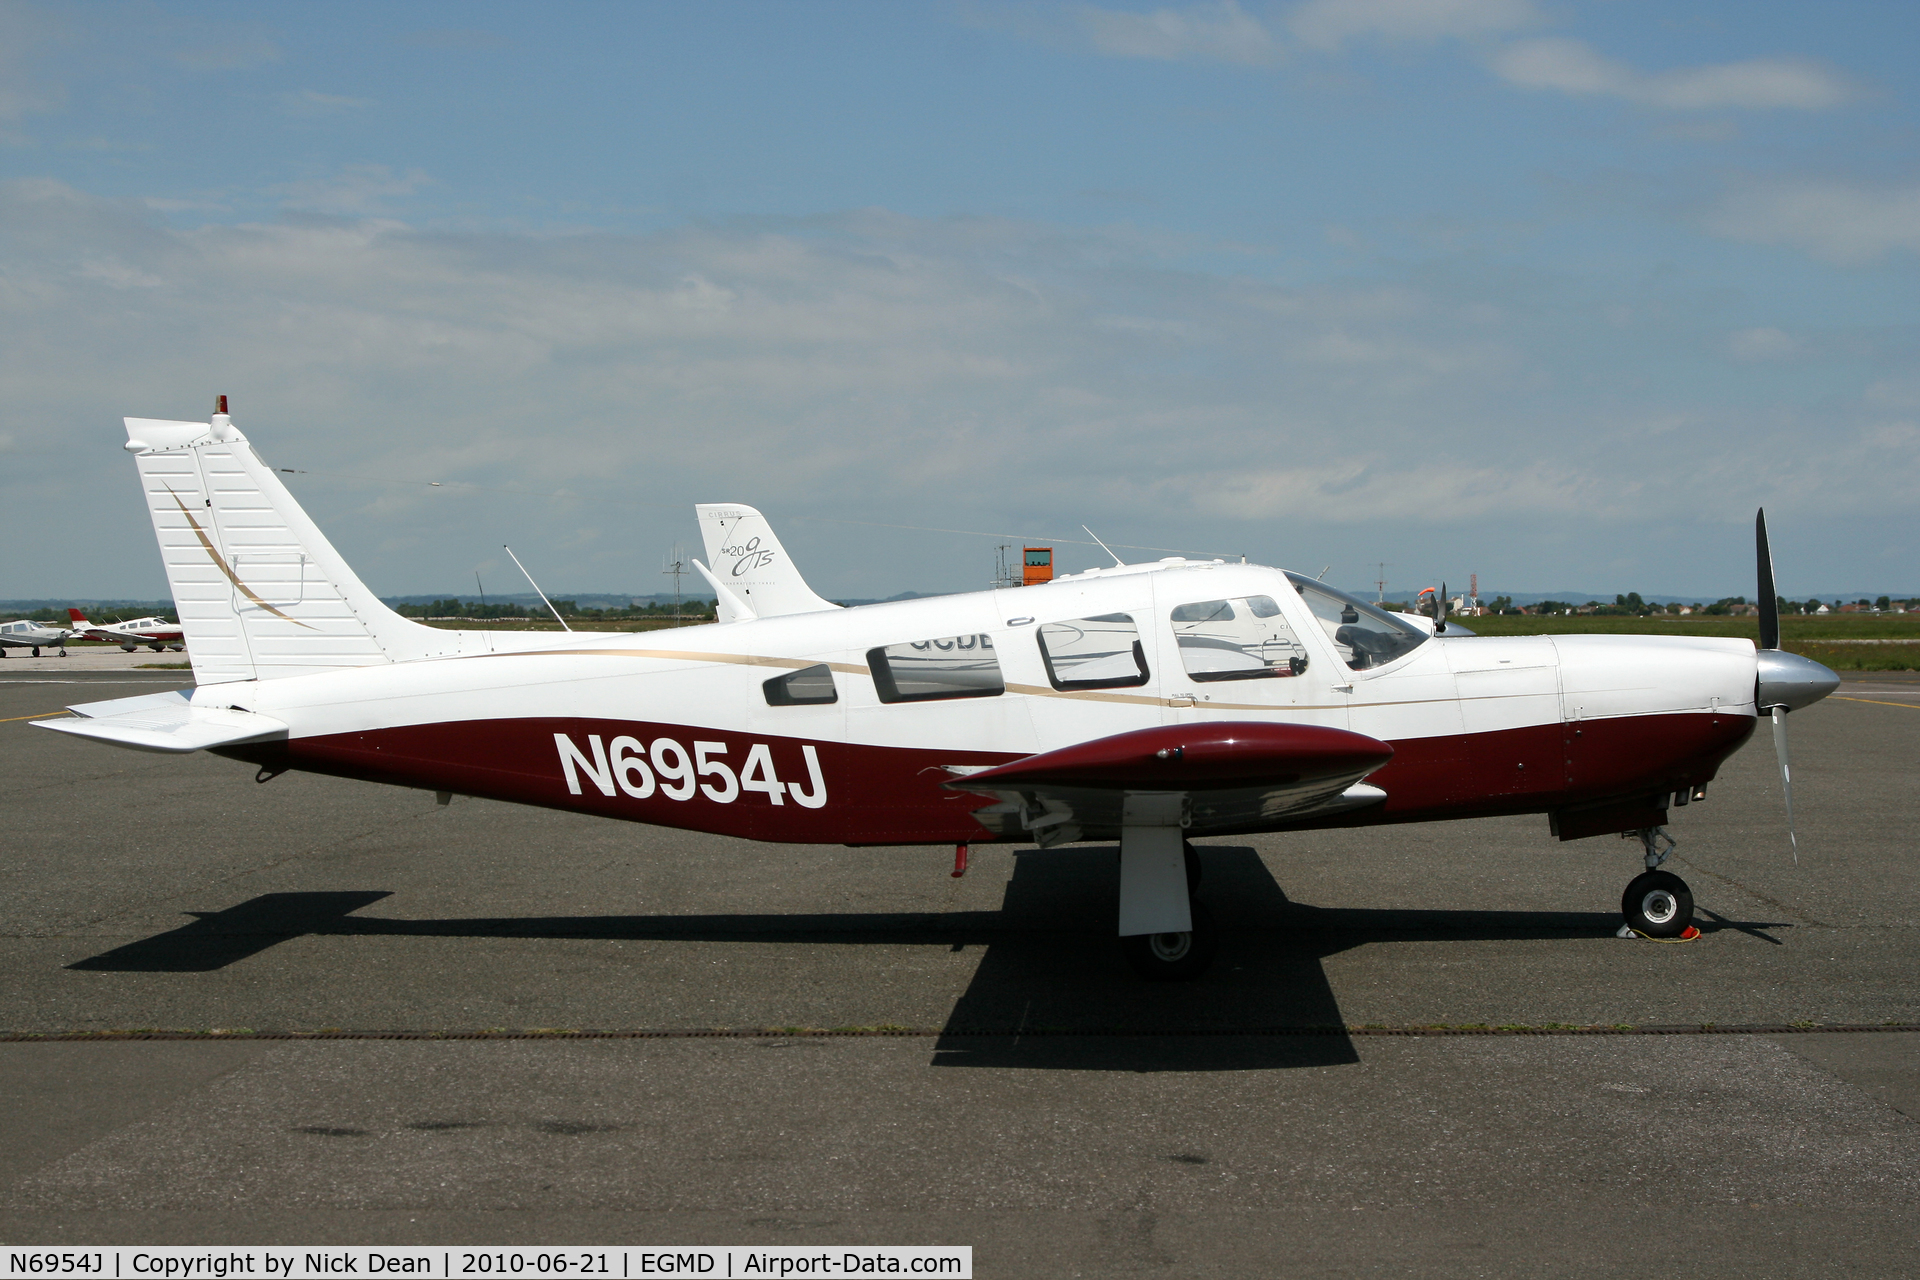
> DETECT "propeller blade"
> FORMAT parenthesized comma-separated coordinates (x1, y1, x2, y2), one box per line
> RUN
(1437, 581, 1448, 633)
(1756, 508, 1780, 651)
(1771, 706, 1798, 865)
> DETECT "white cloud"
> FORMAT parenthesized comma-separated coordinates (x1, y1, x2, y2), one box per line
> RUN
(277, 89, 375, 117)
(271, 164, 432, 215)
(1076, 1, 1280, 66)
(0, 179, 1913, 599)
(78, 256, 163, 289)
(1705, 180, 1920, 265)
(1723, 327, 1801, 361)
(1289, 0, 1539, 51)
(1493, 37, 1854, 110)
(172, 36, 281, 71)
(0, 3, 67, 127)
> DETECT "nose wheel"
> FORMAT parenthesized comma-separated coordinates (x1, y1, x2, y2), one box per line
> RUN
(1622, 869, 1693, 937)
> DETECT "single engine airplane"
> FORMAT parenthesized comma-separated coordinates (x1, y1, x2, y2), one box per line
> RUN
(66, 608, 186, 652)
(34, 405, 1840, 978)
(0, 618, 75, 658)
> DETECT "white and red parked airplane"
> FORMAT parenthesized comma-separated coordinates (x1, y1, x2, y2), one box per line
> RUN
(35, 406, 1839, 978)
(66, 608, 185, 652)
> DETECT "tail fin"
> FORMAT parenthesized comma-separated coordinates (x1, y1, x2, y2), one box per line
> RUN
(67, 608, 90, 626)
(124, 411, 482, 684)
(694, 504, 840, 618)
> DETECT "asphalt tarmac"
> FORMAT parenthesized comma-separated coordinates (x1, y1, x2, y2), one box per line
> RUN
(2, 670, 1915, 1275)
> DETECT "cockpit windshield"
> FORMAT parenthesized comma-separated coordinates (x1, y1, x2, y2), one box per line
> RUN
(1286, 573, 1429, 671)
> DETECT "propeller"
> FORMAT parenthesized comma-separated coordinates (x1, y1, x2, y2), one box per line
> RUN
(1752, 508, 1839, 864)
(1436, 582, 1449, 634)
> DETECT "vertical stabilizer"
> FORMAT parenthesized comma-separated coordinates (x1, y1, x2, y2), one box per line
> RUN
(694, 504, 841, 617)
(124, 411, 480, 684)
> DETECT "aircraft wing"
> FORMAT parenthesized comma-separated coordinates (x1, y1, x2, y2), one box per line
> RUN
(944, 721, 1393, 841)
(33, 690, 288, 754)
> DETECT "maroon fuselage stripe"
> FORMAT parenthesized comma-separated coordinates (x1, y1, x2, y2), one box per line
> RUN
(223, 711, 1757, 845)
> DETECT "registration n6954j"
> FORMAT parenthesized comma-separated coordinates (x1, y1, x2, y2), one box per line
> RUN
(555, 734, 828, 809)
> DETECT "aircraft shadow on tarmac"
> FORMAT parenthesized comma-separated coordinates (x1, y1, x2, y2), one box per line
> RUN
(66, 847, 1791, 1074)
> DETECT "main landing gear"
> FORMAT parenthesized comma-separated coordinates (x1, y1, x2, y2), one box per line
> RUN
(1620, 827, 1695, 938)
(1118, 833, 1217, 980)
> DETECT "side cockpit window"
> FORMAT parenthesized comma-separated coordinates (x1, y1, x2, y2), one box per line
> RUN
(1037, 613, 1150, 691)
(869, 634, 1005, 703)
(1288, 574, 1428, 671)
(763, 663, 838, 706)
(1169, 595, 1309, 682)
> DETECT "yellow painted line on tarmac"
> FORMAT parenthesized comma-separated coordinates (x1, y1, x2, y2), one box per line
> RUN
(1832, 696, 1920, 710)
(0, 710, 73, 723)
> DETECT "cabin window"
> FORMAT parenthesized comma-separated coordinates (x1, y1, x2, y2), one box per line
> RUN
(763, 663, 838, 706)
(868, 634, 1004, 703)
(1169, 595, 1310, 683)
(1037, 613, 1150, 691)
(1288, 574, 1428, 671)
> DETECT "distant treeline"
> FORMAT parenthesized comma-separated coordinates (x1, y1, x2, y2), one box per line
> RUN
(1471, 593, 1915, 617)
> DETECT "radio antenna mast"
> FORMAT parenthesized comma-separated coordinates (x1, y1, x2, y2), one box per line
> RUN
(662, 544, 689, 624)
(1082, 525, 1123, 568)
(503, 544, 572, 631)
(1375, 562, 1389, 603)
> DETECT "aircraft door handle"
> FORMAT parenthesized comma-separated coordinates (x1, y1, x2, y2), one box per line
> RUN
(1333, 684, 1354, 693)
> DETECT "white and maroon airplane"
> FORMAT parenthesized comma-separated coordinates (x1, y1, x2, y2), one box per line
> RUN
(35, 406, 1839, 978)
(66, 608, 185, 652)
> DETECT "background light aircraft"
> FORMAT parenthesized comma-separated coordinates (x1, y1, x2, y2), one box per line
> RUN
(35, 406, 1839, 978)
(66, 608, 185, 652)
(0, 619, 74, 657)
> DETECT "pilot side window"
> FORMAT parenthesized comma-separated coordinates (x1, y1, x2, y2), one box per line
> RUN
(1169, 595, 1310, 683)
(1287, 574, 1428, 671)
(763, 664, 838, 706)
(868, 634, 1005, 703)
(1037, 614, 1150, 691)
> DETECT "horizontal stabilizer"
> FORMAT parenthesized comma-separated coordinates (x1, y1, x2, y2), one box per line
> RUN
(35, 691, 287, 754)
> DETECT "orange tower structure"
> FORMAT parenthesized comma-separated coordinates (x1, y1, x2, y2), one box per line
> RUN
(1022, 547, 1053, 586)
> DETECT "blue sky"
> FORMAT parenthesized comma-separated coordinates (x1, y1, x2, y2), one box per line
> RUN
(3, 0, 1916, 601)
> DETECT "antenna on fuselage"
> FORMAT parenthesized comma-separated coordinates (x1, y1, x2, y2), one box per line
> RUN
(1082, 525, 1123, 568)
(503, 544, 572, 631)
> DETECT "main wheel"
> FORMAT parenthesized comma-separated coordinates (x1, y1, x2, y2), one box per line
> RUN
(1622, 870, 1693, 938)
(1120, 901, 1217, 981)
(1183, 840, 1203, 892)
(31, 647, 39, 657)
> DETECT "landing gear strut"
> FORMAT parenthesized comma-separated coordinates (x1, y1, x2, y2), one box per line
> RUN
(1620, 827, 1694, 938)
(1116, 825, 1217, 980)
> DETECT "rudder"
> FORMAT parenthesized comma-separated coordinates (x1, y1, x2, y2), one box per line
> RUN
(125, 409, 476, 683)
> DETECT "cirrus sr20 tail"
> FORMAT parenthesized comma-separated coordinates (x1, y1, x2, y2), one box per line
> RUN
(35, 405, 1839, 979)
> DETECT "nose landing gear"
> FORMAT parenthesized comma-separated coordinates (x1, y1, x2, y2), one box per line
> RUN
(1619, 827, 1696, 939)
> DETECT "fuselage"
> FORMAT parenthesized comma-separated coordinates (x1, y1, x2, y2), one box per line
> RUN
(205, 561, 1759, 846)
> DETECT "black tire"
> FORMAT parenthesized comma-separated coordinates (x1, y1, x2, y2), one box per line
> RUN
(1622, 870, 1693, 938)
(1183, 840, 1203, 892)
(30, 647, 39, 657)
(1120, 901, 1217, 981)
